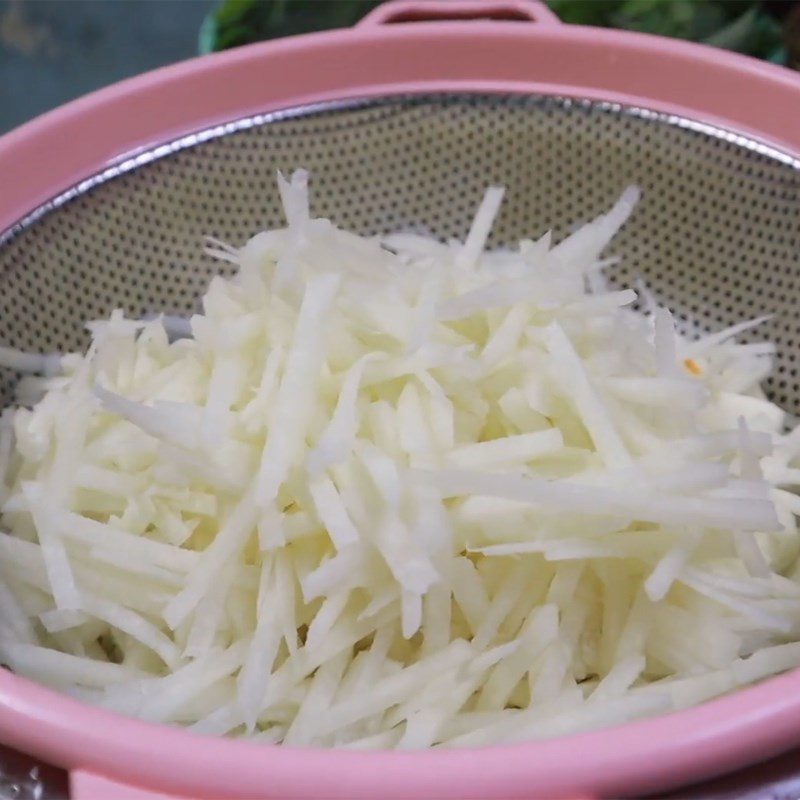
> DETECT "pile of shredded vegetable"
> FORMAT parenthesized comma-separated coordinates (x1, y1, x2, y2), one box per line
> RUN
(2, 171, 800, 749)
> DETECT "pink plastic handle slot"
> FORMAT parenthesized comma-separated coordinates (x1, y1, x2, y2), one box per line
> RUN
(70, 768, 596, 800)
(357, 0, 561, 27)
(71, 770, 192, 800)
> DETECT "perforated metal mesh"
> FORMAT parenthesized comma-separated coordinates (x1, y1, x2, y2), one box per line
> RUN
(1, 94, 799, 409)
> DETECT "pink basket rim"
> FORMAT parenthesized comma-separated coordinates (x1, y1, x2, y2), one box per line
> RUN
(0, 19, 798, 233)
(3, 662, 800, 798)
(0, 13, 799, 799)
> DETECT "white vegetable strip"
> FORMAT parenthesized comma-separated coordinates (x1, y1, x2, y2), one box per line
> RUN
(0, 346, 62, 375)
(665, 430, 773, 460)
(550, 186, 640, 265)
(477, 604, 558, 711)
(480, 305, 528, 370)
(79, 593, 181, 669)
(604, 377, 706, 410)
(680, 571, 792, 632)
(238, 562, 282, 731)
(456, 187, 505, 269)
(644, 531, 700, 602)
(472, 562, 527, 650)
(0, 643, 139, 688)
(183, 566, 235, 658)
(436, 276, 547, 321)
(134, 644, 247, 723)
(284, 650, 351, 745)
(306, 591, 351, 651)
(561, 289, 635, 316)
(22, 484, 80, 611)
(448, 557, 490, 636)
(202, 354, 245, 447)
(422, 469, 780, 531)
(301, 547, 366, 602)
(653, 308, 680, 377)
(308, 476, 360, 550)
(256, 272, 340, 506)
(401, 590, 424, 640)
(52, 510, 199, 572)
(447, 429, 563, 469)
(277, 169, 310, 230)
(163, 488, 258, 629)
(240, 345, 284, 435)
(38, 608, 90, 634)
(542, 323, 631, 468)
(0, 533, 170, 616)
(373, 512, 440, 596)
(415, 371, 454, 452)
(94, 387, 201, 450)
(0, 575, 35, 643)
(406, 270, 444, 355)
(684, 316, 772, 357)
(307, 354, 375, 477)
(311, 640, 473, 737)
(421, 581, 452, 655)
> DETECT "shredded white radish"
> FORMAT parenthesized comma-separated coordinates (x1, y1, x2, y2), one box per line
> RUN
(0, 346, 62, 376)
(2, 172, 800, 749)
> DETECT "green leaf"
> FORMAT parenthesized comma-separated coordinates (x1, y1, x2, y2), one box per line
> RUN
(545, 0, 620, 27)
(198, 9, 220, 55)
(199, 0, 383, 53)
(198, 0, 793, 68)
(547, 0, 787, 63)
(703, 5, 785, 59)
(215, 0, 261, 27)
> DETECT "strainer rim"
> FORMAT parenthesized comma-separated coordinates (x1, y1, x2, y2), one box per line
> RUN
(2, 92, 798, 254)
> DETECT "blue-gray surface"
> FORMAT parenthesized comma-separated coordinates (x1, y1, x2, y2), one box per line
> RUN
(0, 0, 216, 135)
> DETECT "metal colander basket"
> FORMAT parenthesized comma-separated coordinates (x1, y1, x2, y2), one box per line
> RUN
(2, 93, 799, 413)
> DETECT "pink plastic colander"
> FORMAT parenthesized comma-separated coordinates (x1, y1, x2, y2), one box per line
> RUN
(1, 1, 800, 798)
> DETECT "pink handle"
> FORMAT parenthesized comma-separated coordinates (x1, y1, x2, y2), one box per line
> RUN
(71, 770, 192, 800)
(72, 767, 592, 800)
(68, 769, 595, 800)
(357, 0, 561, 27)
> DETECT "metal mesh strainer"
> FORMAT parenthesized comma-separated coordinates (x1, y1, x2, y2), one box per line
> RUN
(1, 94, 798, 413)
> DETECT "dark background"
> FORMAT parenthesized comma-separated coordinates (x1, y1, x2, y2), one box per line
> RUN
(0, 0, 215, 134)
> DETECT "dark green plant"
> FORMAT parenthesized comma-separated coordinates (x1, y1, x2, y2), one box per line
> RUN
(198, 0, 794, 68)
(549, 0, 786, 62)
(199, 0, 381, 52)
